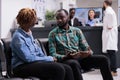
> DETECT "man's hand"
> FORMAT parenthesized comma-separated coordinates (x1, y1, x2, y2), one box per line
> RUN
(79, 51, 91, 58)
(68, 51, 91, 59)
(69, 52, 81, 59)
(63, 48, 92, 59)
(62, 52, 79, 60)
(79, 47, 92, 58)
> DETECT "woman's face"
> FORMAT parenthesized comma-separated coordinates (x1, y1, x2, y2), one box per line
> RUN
(89, 10, 95, 19)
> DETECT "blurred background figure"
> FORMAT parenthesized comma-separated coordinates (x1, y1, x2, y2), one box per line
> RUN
(86, 9, 100, 27)
(102, 0, 118, 76)
(68, 8, 82, 26)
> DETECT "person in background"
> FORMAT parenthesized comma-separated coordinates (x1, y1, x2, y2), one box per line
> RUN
(102, 0, 118, 76)
(68, 8, 82, 26)
(10, 8, 75, 80)
(86, 9, 100, 27)
(48, 9, 113, 80)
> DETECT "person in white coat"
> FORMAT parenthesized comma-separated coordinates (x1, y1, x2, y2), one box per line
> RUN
(102, 0, 118, 76)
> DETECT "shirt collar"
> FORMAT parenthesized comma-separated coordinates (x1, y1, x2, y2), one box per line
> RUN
(88, 19, 94, 22)
(105, 6, 112, 12)
(57, 26, 72, 33)
(71, 17, 75, 20)
(106, 6, 111, 9)
(17, 28, 32, 37)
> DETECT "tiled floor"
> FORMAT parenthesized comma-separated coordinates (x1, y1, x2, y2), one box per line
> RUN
(82, 69, 120, 80)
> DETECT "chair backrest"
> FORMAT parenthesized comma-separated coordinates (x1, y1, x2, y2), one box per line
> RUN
(1, 38, 13, 77)
(1, 38, 40, 80)
(0, 40, 8, 78)
(37, 38, 49, 56)
(0, 39, 25, 80)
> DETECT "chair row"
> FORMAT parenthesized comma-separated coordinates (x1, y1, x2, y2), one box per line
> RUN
(0, 38, 49, 80)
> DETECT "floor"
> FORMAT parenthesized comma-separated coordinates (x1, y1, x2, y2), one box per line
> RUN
(82, 69, 120, 80)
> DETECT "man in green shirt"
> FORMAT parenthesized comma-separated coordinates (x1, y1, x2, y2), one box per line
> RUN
(48, 9, 113, 80)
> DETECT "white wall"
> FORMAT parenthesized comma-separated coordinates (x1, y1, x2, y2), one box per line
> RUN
(45, 0, 76, 12)
(0, 0, 1, 37)
(1, 0, 32, 38)
(61, 0, 76, 11)
(118, 0, 120, 25)
(45, 0, 60, 11)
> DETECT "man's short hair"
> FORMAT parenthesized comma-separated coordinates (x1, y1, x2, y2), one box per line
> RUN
(56, 9, 69, 16)
(104, 0, 112, 6)
(69, 8, 75, 13)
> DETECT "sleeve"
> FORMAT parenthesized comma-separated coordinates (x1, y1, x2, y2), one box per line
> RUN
(74, 18, 83, 26)
(12, 36, 54, 63)
(77, 29, 90, 51)
(106, 13, 114, 28)
(48, 32, 65, 61)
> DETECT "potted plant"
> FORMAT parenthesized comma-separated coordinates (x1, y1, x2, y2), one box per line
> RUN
(44, 10, 57, 27)
(45, 10, 55, 21)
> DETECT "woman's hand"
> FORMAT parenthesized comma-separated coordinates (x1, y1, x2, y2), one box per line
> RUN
(53, 57, 57, 62)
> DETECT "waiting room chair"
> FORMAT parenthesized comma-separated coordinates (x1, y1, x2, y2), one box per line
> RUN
(0, 39, 40, 80)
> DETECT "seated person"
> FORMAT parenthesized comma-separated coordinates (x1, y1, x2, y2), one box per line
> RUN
(86, 9, 100, 27)
(48, 9, 113, 80)
(68, 8, 82, 26)
(10, 8, 75, 80)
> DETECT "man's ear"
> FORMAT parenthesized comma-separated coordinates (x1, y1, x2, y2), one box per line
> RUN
(67, 16, 70, 20)
(67, 17, 69, 22)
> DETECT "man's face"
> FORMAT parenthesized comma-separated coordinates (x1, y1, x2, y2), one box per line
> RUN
(70, 10, 75, 18)
(56, 11, 69, 28)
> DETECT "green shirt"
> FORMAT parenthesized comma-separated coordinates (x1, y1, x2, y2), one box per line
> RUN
(48, 26, 90, 61)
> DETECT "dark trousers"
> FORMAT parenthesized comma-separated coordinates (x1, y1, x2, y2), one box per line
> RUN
(104, 50, 117, 72)
(79, 55, 113, 80)
(61, 55, 113, 80)
(13, 61, 74, 80)
(62, 59, 83, 80)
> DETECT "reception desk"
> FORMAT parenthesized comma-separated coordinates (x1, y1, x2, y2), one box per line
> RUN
(11, 26, 120, 67)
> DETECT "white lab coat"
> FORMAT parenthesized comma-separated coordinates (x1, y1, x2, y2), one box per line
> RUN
(102, 6, 118, 53)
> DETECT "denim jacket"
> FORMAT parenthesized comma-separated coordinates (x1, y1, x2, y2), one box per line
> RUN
(11, 28, 53, 69)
